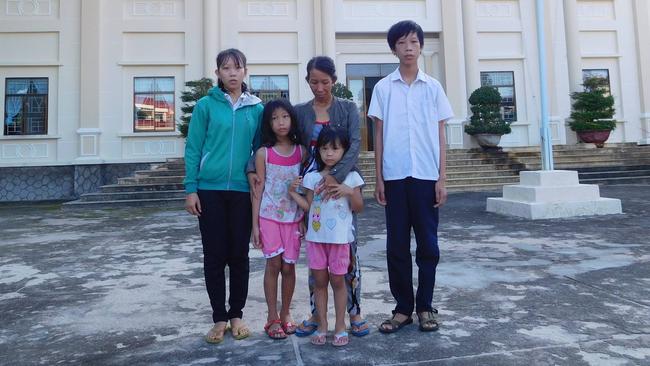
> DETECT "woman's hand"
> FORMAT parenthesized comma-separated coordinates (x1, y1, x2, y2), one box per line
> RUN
(185, 193, 202, 216)
(316, 174, 338, 201)
(327, 183, 353, 200)
(252, 225, 262, 249)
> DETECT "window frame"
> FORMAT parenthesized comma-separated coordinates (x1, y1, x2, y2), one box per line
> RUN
(582, 68, 611, 95)
(4, 77, 49, 136)
(132, 76, 176, 133)
(249, 75, 290, 103)
(480, 71, 517, 123)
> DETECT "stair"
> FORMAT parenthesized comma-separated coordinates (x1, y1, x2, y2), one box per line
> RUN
(62, 158, 186, 209)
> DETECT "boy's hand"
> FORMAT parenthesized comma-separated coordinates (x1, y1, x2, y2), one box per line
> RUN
(374, 180, 387, 206)
(252, 225, 262, 249)
(185, 193, 202, 216)
(289, 176, 303, 193)
(434, 179, 447, 208)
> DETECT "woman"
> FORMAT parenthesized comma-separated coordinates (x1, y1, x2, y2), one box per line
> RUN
(293, 56, 368, 337)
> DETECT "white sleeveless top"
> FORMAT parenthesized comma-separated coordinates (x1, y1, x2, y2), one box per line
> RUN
(259, 145, 304, 223)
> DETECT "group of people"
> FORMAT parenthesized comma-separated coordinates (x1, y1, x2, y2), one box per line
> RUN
(184, 20, 453, 348)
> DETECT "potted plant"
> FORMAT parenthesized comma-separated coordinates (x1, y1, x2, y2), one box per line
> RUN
(464, 86, 512, 149)
(569, 77, 616, 148)
(178, 77, 214, 138)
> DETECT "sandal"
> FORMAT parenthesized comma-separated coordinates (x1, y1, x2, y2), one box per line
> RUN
(229, 318, 251, 340)
(417, 309, 440, 332)
(264, 319, 287, 340)
(205, 322, 227, 344)
(310, 330, 326, 346)
(350, 320, 370, 337)
(295, 319, 319, 337)
(332, 331, 349, 347)
(378, 314, 413, 334)
(282, 320, 297, 335)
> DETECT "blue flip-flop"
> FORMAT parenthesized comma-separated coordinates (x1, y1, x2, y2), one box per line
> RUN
(350, 320, 370, 337)
(295, 320, 318, 337)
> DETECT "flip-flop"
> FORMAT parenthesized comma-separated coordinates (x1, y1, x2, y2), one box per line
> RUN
(264, 319, 287, 340)
(295, 319, 319, 337)
(205, 323, 227, 344)
(229, 322, 251, 340)
(282, 321, 297, 335)
(378, 315, 413, 334)
(332, 331, 349, 347)
(310, 331, 326, 346)
(350, 320, 370, 337)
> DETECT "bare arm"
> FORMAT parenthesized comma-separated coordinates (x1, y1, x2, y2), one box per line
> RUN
(289, 176, 311, 212)
(373, 117, 386, 206)
(435, 120, 448, 208)
(349, 187, 364, 213)
(251, 148, 266, 248)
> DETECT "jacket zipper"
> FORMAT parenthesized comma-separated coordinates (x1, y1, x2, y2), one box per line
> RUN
(227, 108, 236, 190)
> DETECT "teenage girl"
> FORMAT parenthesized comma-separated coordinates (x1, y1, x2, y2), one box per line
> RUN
(251, 99, 305, 339)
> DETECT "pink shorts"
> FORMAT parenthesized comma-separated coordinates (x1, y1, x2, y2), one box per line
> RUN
(259, 218, 301, 263)
(306, 241, 350, 275)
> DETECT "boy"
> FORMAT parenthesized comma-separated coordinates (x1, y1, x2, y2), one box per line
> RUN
(368, 20, 453, 334)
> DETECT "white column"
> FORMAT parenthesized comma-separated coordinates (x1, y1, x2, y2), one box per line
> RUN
(634, 0, 650, 145)
(462, 0, 480, 97)
(321, 0, 336, 58)
(77, 0, 102, 160)
(203, 0, 219, 79)
(441, 0, 468, 149)
(563, 0, 581, 144)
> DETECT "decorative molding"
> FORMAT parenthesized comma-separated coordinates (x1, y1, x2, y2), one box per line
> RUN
(132, 0, 176, 17)
(131, 140, 177, 156)
(80, 135, 97, 156)
(1, 143, 48, 159)
(5, 0, 52, 16)
(247, 2, 289, 16)
(577, 2, 614, 19)
(477, 2, 513, 17)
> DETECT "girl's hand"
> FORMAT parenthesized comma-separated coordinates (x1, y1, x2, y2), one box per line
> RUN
(185, 193, 202, 216)
(298, 221, 306, 239)
(252, 225, 262, 249)
(247, 173, 263, 200)
(289, 176, 303, 193)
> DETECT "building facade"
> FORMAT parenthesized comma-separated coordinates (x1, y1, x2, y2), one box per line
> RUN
(1, 0, 650, 201)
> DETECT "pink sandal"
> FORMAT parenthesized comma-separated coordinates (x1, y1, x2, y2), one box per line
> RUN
(332, 331, 349, 347)
(310, 331, 326, 346)
(282, 321, 297, 335)
(264, 319, 287, 340)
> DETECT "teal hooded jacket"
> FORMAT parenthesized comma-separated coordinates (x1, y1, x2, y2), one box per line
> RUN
(184, 87, 263, 194)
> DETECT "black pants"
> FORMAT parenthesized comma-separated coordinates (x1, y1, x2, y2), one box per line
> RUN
(384, 177, 440, 316)
(197, 190, 252, 323)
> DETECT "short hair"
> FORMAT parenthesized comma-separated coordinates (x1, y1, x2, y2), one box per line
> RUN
(387, 20, 424, 51)
(216, 48, 248, 92)
(305, 56, 338, 83)
(314, 125, 350, 171)
(260, 99, 300, 147)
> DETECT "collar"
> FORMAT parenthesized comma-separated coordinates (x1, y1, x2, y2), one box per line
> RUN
(389, 67, 427, 84)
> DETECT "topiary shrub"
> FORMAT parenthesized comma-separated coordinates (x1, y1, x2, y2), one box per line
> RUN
(569, 77, 616, 132)
(178, 78, 214, 138)
(464, 86, 512, 135)
(332, 82, 353, 100)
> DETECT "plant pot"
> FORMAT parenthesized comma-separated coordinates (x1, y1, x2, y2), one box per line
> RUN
(474, 133, 502, 150)
(576, 130, 611, 148)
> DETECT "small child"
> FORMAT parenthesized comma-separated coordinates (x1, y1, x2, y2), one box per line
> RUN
(251, 99, 305, 340)
(289, 126, 364, 347)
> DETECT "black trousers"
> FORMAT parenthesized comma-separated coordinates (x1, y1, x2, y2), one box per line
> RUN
(197, 190, 252, 323)
(384, 177, 440, 316)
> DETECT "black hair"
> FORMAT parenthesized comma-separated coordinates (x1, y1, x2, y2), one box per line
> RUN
(216, 48, 248, 93)
(387, 20, 424, 51)
(305, 56, 337, 83)
(314, 125, 350, 171)
(260, 99, 300, 147)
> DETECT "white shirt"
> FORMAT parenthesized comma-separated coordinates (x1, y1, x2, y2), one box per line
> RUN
(367, 68, 453, 181)
(302, 171, 364, 244)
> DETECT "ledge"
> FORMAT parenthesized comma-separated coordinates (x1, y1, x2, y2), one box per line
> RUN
(117, 132, 182, 138)
(118, 61, 188, 66)
(0, 135, 61, 140)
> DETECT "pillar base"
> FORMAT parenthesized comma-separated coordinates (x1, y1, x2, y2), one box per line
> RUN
(486, 170, 622, 220)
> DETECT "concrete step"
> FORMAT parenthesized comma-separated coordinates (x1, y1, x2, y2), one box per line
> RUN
(101, 183, 185, 193)
(579, 175, 650, 185)
(578, 168, 650, 179)
(135, 169, 185, 177)
(525, 158, 650, 170)
(62, 197, 185, 210)
(118, 176, 185, 185)
(79, 190, 186, 202)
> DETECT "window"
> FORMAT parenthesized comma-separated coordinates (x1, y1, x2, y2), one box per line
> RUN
(480, 71, 517, 122)
(582, 69, 611, 94)
(133, 77, 175, 132)
(4, 78, 48, 135)
(249, 75, 289, 103)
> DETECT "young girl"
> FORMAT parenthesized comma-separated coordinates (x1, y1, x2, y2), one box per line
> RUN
(251, 99, 305, 340)
(289, 126, 364, 347)
(184, 48, 263, 344)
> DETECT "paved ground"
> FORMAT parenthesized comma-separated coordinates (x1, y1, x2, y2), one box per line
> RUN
(1, 185, 649, 366)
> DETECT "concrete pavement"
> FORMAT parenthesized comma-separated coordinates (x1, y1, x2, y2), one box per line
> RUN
(1, 185, 649, 365)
